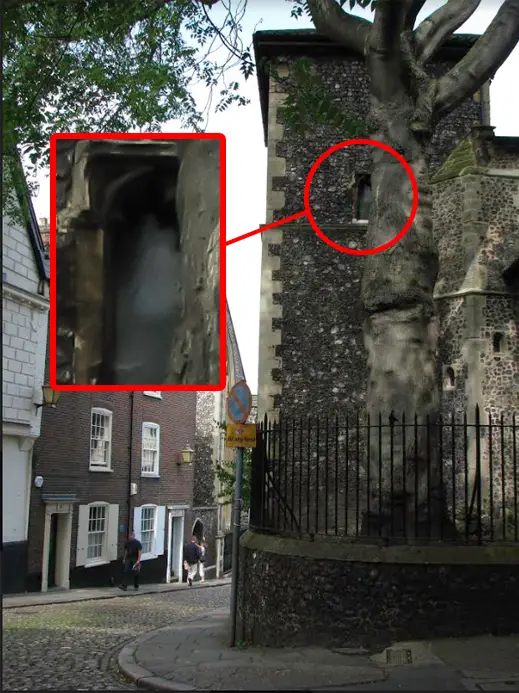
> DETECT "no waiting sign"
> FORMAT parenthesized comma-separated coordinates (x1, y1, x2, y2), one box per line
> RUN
(227, 380, 252, 424)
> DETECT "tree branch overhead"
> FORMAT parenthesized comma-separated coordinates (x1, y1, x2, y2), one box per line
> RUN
(306, 0, 371, 55)
(404, 0, 427, 30)
(434, 0, 519, 120)
(415, 0, 481, 64)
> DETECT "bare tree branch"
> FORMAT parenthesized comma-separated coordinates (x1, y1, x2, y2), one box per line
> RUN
(435, 0, 519, 120)
(306, 0, 371, 56)
(404, 0, 427, 30)
(415, 0, 481, 64)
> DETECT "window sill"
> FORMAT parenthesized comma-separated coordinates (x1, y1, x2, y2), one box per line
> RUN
(89, 467, 114, 473)
(141, 472, 160, 479)
(143, 392, 163, 399)
(352, 219, 368, 225)
(141, 552, 158, 562)
(84, 558, 110, 569)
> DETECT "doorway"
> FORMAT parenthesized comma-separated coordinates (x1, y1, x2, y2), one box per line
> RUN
(166, 508, 186, 583)
(41, 504, 73, 592)
(47, 514, 58, 588)
(170, 517, 183, 581)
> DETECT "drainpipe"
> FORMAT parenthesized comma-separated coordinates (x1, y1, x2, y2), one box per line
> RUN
(127, 391, 135, 534)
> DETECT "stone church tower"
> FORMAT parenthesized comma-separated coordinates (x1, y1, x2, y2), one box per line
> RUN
(433, 129, 519, 418)
(253, 29, 518, 421)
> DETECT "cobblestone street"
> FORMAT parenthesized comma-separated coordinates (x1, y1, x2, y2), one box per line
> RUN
(3, 584, 230, 691)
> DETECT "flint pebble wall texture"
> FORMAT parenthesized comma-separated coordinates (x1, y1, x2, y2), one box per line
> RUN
(238, 539, 519, 649)
(433, 137, 519, 420)
(265, 52, 482, 420)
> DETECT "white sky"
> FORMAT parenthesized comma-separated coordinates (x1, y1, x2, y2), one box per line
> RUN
(31, 0, 519, 394)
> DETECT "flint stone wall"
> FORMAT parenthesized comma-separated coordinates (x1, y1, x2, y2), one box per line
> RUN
(238, 532, 519, 649)
(267, 53, 481, 420)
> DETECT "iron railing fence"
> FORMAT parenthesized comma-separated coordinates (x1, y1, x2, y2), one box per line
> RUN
(249, 407, 518, 545)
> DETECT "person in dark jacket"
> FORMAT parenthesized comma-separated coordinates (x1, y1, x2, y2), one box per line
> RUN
(119, 531, 142, 591)
(184, 536, 201, 586)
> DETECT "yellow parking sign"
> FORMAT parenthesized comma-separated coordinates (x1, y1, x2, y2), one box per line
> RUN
(226, 423, 256, 448)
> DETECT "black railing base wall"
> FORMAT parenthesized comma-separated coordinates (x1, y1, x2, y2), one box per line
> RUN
(237, 533, 519, 649)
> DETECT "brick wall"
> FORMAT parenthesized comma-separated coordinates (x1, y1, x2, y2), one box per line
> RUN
(3, 214, 49, 434)
(3, 213, 41, 294)
(28, 386, 197, 583)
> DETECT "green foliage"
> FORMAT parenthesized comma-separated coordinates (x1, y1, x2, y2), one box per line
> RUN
(215, 450, 252, 512)
(3, 0, 252, 220)
(213, 419, 252, 512)
(272, 58, 367, 138)
(290, 0, 376, 20)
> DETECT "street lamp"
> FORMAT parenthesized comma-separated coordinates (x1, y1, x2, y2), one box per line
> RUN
(35, 385, 61, 409)
(177, 443, 194, 466)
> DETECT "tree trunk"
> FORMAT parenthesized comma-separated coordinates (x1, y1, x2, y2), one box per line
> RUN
(361, 99, 451, 539)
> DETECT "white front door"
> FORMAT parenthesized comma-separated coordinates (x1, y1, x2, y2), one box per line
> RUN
(170, 516, 184, 581)
(41, 504, 73, 592)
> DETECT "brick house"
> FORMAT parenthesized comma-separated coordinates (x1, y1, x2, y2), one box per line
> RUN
(26, 388, 198, 592)
(23, 299, 248, 593)
(2, 169, 50, 595)
(253, 29, 517, 422)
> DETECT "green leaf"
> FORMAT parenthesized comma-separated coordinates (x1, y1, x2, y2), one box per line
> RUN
(3, 0, 252, 211)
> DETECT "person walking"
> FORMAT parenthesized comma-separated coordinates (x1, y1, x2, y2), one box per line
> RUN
(119, 531, 142, 591)
(184, 535, 201, 586)
(197, 538, 207, 583)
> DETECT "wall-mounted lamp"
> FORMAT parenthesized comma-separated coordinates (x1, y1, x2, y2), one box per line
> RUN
(177, 443, 194, 466)
(35, 385, 61, 410)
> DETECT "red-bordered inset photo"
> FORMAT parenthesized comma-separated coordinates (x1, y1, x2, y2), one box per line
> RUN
(49, 132, 226, 392)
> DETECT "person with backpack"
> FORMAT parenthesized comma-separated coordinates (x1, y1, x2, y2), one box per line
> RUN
(184, 536, 201, 586)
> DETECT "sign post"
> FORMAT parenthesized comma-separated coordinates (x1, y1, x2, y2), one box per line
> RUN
(226, 380, 253, 648)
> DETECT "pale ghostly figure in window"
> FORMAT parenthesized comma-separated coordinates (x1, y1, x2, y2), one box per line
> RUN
(355, 173, 372, 222)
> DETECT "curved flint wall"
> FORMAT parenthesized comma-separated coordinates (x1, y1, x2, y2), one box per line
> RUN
(237, 531, 519, 649)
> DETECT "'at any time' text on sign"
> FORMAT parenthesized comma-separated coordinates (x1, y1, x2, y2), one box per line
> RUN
(226, 423, 256, 448)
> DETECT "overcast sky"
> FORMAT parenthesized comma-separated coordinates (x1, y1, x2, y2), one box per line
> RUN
(31, 0, 519, 394)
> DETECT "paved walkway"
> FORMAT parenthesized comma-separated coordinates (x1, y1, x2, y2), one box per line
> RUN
(3, 577, 231, 609)
(118, 611, 519, 691)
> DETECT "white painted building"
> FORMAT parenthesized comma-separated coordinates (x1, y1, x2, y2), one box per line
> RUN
(2, 179, 50, 594)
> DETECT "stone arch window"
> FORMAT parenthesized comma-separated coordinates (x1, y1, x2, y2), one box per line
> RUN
(492, 332, 505, 354)
(192, 518, 204, 543)
(354, 173, 372, 222)
(443, 366, 455, 391)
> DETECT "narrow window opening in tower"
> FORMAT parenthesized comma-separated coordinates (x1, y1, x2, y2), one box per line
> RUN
(492, 332, 504, 353)
(98, 161, 182, 385)
(354, 174, 372, 222)
(443, 366, 455, 390)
